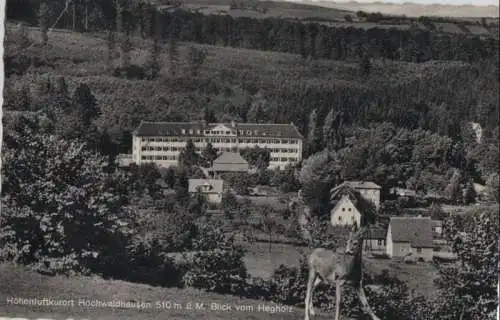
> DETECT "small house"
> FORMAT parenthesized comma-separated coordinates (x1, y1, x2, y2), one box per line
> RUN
(188, 179, 226, 204)
(386, 216, 434, 261)
(330, 195, 362, 227)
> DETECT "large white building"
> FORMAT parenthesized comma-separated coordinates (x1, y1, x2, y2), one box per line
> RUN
(132, 120, 304, 169)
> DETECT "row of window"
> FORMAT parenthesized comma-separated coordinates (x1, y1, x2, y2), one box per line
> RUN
(141, 155, 298, 162)
(142, 155, 177, 161)
(142, 147, 233, 153)
(178, 128, 286, 137)
(270, 157, 299, 162)
(141, 146, 299, 153)
(142, 137, 299, 144)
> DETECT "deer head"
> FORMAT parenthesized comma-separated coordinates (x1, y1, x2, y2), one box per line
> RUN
(345, 223, 365, 255)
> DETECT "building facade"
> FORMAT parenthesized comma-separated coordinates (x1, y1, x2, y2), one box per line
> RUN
(344, 181, 381, 211)
(132, 121, 304, 169)
(386, 217, 434, 262)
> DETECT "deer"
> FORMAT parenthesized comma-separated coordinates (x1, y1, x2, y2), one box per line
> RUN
(304, 223, 380, 320)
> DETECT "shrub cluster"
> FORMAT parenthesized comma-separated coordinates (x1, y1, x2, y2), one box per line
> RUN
(180, 224, 248, 294)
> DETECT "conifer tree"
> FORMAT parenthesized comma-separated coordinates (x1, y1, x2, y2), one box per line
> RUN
(167, 35, 179, 76)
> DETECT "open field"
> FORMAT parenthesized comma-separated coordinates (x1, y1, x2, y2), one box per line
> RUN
(167, 0, 500, 19)
(294, 0, 500, 18)
(242, 242, 439, 298)
(242, 242, 307, 278)
(441, 202, 499, 215)
(155, 0, 500, 36)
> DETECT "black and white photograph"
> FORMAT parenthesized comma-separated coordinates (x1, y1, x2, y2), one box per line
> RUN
(0, 0, 498, 319)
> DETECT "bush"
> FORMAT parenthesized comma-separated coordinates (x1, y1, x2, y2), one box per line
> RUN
(181, 224, 248, 294)
(182, 248, 247, 294)
(121, 235, 185, 287)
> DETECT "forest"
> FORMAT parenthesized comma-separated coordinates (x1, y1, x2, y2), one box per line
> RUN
(6, 0, 499, 63)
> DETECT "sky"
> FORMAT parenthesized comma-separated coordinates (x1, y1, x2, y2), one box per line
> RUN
(330, 0, 498, 5)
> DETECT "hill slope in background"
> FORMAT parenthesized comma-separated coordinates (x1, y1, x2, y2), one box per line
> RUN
(161, 0, 499, 19)
(282, 0, 499, 18)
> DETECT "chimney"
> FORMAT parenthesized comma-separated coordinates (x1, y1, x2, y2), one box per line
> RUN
(201, 120, 207, 127)
(231, 120, 236, 128)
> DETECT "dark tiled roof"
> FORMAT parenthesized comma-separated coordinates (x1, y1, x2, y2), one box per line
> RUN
(389, 217, 434, 248)
(133, 121, 304, 139)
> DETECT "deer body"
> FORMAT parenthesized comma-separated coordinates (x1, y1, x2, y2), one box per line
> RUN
(304, 226, 380, 320)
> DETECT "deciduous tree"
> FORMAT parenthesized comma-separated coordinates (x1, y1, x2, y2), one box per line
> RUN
(445, 170, 463, 204)
(433, 210, 498, 319)
(178, 139, 200, 168)
(0, 127, 133, 275)
(299, 149, 341, 213)
(200, 142, 218, 168)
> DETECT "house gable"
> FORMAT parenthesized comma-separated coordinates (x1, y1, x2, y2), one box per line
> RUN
(330, 195, 361, 226)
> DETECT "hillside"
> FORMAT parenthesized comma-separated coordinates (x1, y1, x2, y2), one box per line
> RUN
(152, 0, 499, 37)
(0, 263, 306, 319)
(313, 1, 500, 18)
(5, 22, 496, 140)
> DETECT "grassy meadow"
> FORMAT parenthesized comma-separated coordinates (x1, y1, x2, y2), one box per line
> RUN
(0, 263, 309, 320)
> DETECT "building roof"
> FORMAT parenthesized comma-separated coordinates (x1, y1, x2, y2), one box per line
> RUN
(210, 152, 249, 172)
(388, 217, 434, 248)
(213, 152, 248, 165)
(188, 179, 224, 194)
(343, 181, 381, 190)
(133, 121, 304, 139)
(390, 187, 417, 197)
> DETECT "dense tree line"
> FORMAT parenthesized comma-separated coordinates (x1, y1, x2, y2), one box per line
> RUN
(6, 0, 499, 63)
